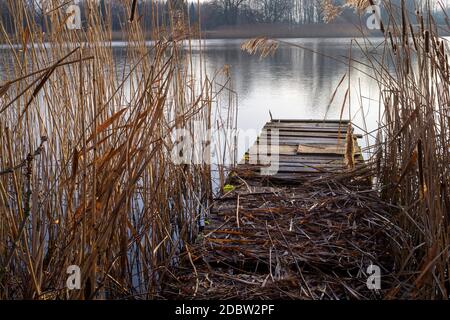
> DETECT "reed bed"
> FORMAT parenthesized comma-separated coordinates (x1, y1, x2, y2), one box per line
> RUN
(165, 0, 450, 300)
(1, 0, 448, 301)
(364, 0, 450, 299)
(162, 169, 399, 300)
(320, 0, 449, 299)
(0, 0, 236, 299)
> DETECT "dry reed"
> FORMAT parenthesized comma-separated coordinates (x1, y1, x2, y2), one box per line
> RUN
(0, 0, 236, 299)
(324, 0, 449, 299)
(237, 0, 449, 299)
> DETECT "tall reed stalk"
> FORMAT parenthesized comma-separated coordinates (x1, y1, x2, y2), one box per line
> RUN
(248, 0, 450, 299)
(368, 0, 449, 299)
(0, 0, 236, 299)
(323, 0, 449, 299)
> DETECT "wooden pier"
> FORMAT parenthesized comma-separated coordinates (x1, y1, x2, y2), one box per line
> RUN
(164, 120, 392, 300)
(239, 119, 364, 180)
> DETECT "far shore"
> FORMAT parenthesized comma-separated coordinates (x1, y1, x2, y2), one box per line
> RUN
(201, 23, 382, 39)
(2, 23, 449, 45)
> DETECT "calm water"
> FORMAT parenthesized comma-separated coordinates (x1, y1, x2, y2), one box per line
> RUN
(194, 38, 381, 127)
(110, 38, 384, 140)
(189, 38, 385, 156)
(1, 38, 385, 156)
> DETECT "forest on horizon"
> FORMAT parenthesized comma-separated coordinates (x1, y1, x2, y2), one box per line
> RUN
(0, 0, 449, 34)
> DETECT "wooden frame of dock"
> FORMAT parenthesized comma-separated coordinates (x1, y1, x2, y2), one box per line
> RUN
(163, 120, 396, 300)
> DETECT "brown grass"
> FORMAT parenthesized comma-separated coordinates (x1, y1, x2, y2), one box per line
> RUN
(327, 0, 450, 299)
(241, 0, 449, 299)
(0, 0, 236, 299)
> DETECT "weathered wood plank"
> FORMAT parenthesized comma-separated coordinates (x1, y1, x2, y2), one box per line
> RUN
(257, 137, 358, 145)
(239, 166, 333, 173)
(264, 123, 349, 130)
(271, 119, 350, 124)
(248, 144, 297, 155)
(261, 130, 363, 139)
(297, 144, 355, 155)
(242, 150, 363, 163)
(245, 145, 361, 158)
(239, 159, 343, 166)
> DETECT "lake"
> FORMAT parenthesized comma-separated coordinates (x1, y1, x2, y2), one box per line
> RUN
(1, 38, 385, 158)
(188, 38, 384, 157)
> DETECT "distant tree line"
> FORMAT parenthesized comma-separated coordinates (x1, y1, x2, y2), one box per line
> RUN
(0, 0, 449, 33)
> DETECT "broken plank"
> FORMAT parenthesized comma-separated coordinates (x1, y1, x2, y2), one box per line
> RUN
(297, 144, 362, 155)
(261, 130, 363, 139)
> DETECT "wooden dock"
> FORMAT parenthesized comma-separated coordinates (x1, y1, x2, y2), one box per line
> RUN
(163, 120, 393, 300)
(239, 119, 364, 181)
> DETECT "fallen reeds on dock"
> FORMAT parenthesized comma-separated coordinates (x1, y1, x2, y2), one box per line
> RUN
(0, 0, 237, 299)
(234, 0, 450, 299)
(161, 120, 399, 299)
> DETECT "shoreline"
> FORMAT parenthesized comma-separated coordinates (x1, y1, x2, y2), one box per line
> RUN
(201, 23, 381, 39)
(0, 23, 385, 45)
(2, 23, 449, 45)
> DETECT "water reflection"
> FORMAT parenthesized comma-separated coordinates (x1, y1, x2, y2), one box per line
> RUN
(190, 38, 385, 156)
(0, 38, 385, 157)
